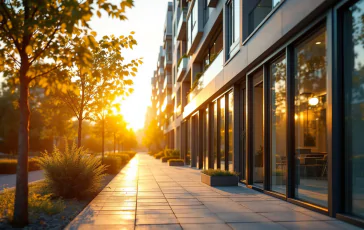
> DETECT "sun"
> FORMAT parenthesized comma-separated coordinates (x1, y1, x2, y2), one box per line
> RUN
(113, 95, 148, 131)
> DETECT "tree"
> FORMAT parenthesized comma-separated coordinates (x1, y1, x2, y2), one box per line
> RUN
(90, 35, 141, 162)
(105, 114, 128, 153)
(143, 119, 164, 152)
(0, 0, 134, 226)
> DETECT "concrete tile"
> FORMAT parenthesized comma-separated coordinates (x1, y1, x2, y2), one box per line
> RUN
(136, 214, 176, 219)
(204, 202, 253, 213)
(136, 218, 179, 225)
(260, 211, 316, 222)
(177, 216, 224, 224)
(136, 209, 174, 215)
(67, 224, 134, 230)
(181, 223, 232, 230)
(135, 224, 182, 230)
(299, 210, 334, 221)
(229, 222, 287, 230)
(239, 201, 292, 212)
(325, 221, 364, 230)
(137, 206, 171, 210)
(216, 212, 271, 223)
(278, 221, 340, 229)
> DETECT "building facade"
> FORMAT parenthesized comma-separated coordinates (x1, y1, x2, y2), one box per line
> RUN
(149, 0, 364, 227)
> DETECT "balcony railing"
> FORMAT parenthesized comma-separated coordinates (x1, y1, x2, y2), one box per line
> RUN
(163, 75, 172, 90)
(164, 51, 172, 68)
(177, 57, 188, 82)
(187, 51, 223, 103)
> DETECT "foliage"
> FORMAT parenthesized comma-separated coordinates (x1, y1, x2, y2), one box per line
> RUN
(177, 53, 189, 68)
(0, 182, 65, 222)
(36, 144, 106, 199)
(164, 149, 180, 157)
(168, 159, 184, 163)
(201, 169, 239, 177)
(103, 156, 122, 174)
(154, 151, 165, 159)
(143, 119, 164, 152)
(161, 156, 179, 162)
(0, 159, 40, 174)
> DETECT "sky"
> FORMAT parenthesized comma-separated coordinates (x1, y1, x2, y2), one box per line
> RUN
(89, 0, 170, 130)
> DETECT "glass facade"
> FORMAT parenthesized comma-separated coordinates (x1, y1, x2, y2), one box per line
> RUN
(344, 0, 364, 219)
(227, 0, 240, 53)
(220, 97, 226, 170)
(294, 28, 327, 207)
(252, 71, 264, 187)
(248, 0, 282, 35)
(270, 56, 287, 194)
(228, 92, 234, 172)
(214, 101, 218, 169)
(203, 108, 209, 169)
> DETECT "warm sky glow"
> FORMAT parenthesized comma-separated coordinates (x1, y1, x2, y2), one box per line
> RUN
(90, 0, 170, 130)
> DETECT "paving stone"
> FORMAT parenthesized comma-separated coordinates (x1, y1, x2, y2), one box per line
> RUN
(229, 222, 287, 230)
(181, 223, 232, 230)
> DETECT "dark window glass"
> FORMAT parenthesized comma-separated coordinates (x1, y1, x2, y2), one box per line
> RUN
(203, 0, 209, 26)
(214, 101, 218, 169)
(227, 0, 240, 54)
(186, 118, 191, 165)
(344, 0, 364, 219)
(203, 108, 209, 169)
(270, 56, 287, 194)
(248, 0, 281, 35)
(294, 28, 327, 207)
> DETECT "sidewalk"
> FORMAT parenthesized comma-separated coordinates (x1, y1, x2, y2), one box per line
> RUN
(0, 170, 44, 191)
(66, 153, 360, 230)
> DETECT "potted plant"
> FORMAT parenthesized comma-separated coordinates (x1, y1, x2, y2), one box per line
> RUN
(254, 145, 264, 183)
(201, 169, 239, 186)
(168, 159, 184, 166)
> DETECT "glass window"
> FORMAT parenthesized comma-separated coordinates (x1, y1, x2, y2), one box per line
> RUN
(270, 56, 287, 195)
(228, 92, 234, 172)
(227, 0, 240, 53)
(248, 0, 282, 36)
(203, 108, 209, 169)
(220, 97, 226, 170)
(214, 101, 218, 169)
(186, 118, 191, 165)
(294, 28, 327, 207)
(192, 2, 198, 30)
(203, 0, 209, 26)
(203, 27, 223, 71)
(344, 0, 364, 219)
(253, 71, 264, 187)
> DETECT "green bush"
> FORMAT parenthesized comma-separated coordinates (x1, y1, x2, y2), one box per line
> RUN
(103, 156, 122, 174)
(109, 153, 130, 164)
(0, 158, 40, 174)
(36, 144, 106, 199)
(201, 169, 239, 177)
(161, 156, 179, 163)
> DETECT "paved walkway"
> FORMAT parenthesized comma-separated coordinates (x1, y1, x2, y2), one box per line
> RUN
(66, 153, 361, 230)
(0, 170, 44, 191)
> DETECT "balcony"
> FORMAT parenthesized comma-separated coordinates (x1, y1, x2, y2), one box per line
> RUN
(176, 10, 187, 41)
(164, 51, 172, 70)
(161, 95, 172, 112)
(175, 104, 182, 117)
(187, 51, 223, 103)
(177, 57, 188, 82)
(158, 67, 164, 78)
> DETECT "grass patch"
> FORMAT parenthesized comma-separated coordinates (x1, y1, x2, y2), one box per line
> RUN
(201, 169, 239, 177)
(0, 181, 65, 223)
(168, 159, 184, 163)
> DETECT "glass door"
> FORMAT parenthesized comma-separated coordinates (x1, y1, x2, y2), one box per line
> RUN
(252, 71, 264, 187)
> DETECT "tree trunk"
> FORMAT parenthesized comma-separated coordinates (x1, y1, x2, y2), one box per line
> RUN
(102, 118, 105, 163)
(13, 70, 30, 227)
(77, 116, 82, 148)
(113, 132, 116, 154)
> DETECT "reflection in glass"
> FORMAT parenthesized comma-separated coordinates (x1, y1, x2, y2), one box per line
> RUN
(186, 118, 191, 165)
(214, 101, 218, 169)
(344, 0, 364, 219)
(294, 28, 327, 207)
(220, 97, 226, 170)
(203, 108, 209, 169)
(228, 92, 234, 172)
(253, 71, 264, 187)
(270, 56, 287, 194)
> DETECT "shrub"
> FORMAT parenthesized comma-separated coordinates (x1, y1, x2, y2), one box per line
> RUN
(0, 158, 40, 174)
(36, 144, 106, 199)
(154, 151, 165, 159)
(201, 169, 239, 177)
(108, 153, 130, 164)
(168, 159, 184, 163)
(103, 156, 122, 174)
(161, 156, 179, 162)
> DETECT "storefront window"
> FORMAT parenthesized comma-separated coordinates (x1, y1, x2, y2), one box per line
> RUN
(203, 108, 209, 169)
(220, 97, 226, 170)
(214, 101, 218, 169)
(344, 0, 364, 219)
(228, 92, 234, 172)
(253, 71, 264, 187)
(270, 56, 287, 194)
(294, 28, 327, 207)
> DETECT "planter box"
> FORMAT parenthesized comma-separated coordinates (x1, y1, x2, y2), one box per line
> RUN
(168, 161, 184, 166)
(201, 173, 238, 186)
(161, 157, 178, 163)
